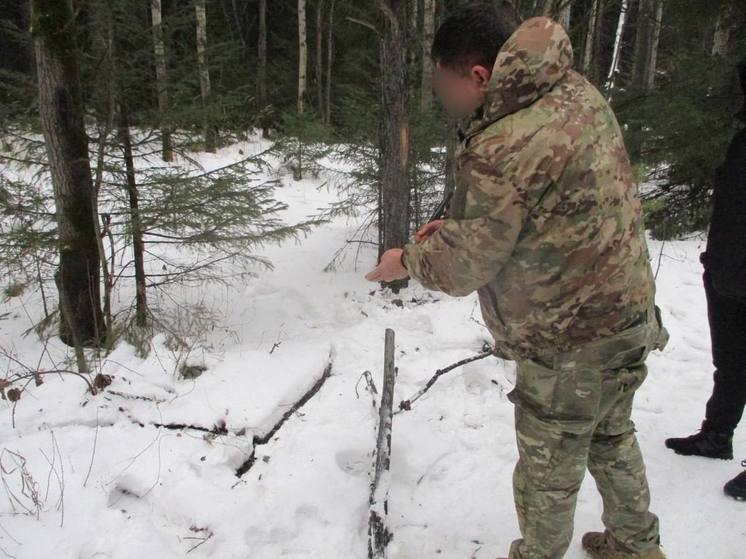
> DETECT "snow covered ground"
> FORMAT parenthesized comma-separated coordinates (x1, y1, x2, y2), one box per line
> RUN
(1, 136, 743, 558)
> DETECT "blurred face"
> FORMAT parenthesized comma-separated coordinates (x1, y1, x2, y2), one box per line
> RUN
(432, 61, 492, 117)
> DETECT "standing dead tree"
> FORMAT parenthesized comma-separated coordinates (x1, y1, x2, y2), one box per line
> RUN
(368, 328, 396, 558)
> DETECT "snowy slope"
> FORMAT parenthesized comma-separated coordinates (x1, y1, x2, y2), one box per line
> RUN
(0, 137, 743, 558)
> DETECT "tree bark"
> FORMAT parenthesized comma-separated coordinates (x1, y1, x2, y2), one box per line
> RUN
(258, 0, 269, 138)
(591, 0, 606, 85)
(377, 0, 410, 293)
(582, 0, 600, 79)
(31, 0, 104, 348)
(711, 0, 739, 57)
(118, 106, 147, 327)
(316, 0, 326, 118)
(408, 0, 419, 101)
(606, 0, 629, 91)
(368, 328, 396, 559)
(298, 0, 308, 115)
(150, 0, 173, 162)
(195, 0, 216, 152)
(630, 0, 649, 88)
(420, 0, 435, 109)
(643, 0, 663, 90)
(325, 0, 335, 125)
(230, 0, 247, 49)
(557, 0, 572, 29)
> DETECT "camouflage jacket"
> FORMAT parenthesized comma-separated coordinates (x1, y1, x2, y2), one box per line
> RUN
(402, 16, 658, 362)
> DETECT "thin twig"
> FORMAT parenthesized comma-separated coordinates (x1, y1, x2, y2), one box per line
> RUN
(395, 345, 494, 414)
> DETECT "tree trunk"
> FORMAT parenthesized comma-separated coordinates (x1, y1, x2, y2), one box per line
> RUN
(591, 0, 605, 84)
(108, 5, 148, 329)
(606, 0, 629, 91)
(408, 0, 419, 101)
(557, 0, 572, 29)
(95, 1, 148, 337)
(195, 0, 216, 152)
(325, 0, 335, 125)
(582, 0, 599, 78)
(420, 0, 435, 109)
(94, 2, 117, 347)
(643, 0, 663, 90)
(31, 0, 104, 348)
(150, 0, 173, 162)
(377, 0, 410, 293)
(258, 0, 269, 138)
(368, 328, 396, 558)
(230, 0, 247, 49)
(711, 0, 738, 56)
(316, 0, 326, 118)
(298, 0, 308, 115)
(630, 0, 649, 88)
(118, 106, 148, 328)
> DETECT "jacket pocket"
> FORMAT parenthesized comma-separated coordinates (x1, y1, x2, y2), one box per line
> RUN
(509, 359, 600, 434)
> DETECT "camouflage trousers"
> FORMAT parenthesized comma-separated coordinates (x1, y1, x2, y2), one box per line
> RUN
(506, 356, 662, 559)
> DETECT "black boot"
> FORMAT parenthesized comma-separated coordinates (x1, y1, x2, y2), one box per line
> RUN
(664, 429, 733, 459)
(724, 462, 746, 501)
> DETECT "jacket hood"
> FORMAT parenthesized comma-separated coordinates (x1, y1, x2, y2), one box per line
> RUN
(462, 17, 574, 139)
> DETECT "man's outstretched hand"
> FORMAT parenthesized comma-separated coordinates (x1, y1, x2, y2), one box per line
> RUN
(365, 220, 444, 283)
(365, 248, 409, 283)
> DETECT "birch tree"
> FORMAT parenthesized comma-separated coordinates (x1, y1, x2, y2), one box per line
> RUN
(195, 0, 216, 151)
(606, 0, 630, 91)
(150, 0, 173, 161)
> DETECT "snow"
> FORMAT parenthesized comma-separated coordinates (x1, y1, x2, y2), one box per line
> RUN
(1, 135, 744, 558)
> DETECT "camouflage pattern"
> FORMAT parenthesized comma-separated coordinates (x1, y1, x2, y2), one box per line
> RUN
(402, 16, 661, 363)
(508, 350, 665, 559)
(582, 531, 667, 559)
(403, 16, 670, 558)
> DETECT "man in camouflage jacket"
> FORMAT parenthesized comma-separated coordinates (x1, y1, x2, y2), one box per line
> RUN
(366, 5, 669, 559)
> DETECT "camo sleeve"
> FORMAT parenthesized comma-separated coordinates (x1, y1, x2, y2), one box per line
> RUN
(402, 153, 528, 297)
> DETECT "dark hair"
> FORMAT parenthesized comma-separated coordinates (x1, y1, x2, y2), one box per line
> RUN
(431, 1, 520, 74)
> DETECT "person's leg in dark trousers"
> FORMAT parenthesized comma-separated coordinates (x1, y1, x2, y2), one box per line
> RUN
(666, 271, 746, 458)
(702, 270, 746, 435)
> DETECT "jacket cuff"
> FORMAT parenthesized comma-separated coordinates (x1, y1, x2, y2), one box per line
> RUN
(401, 243, 417, 273)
